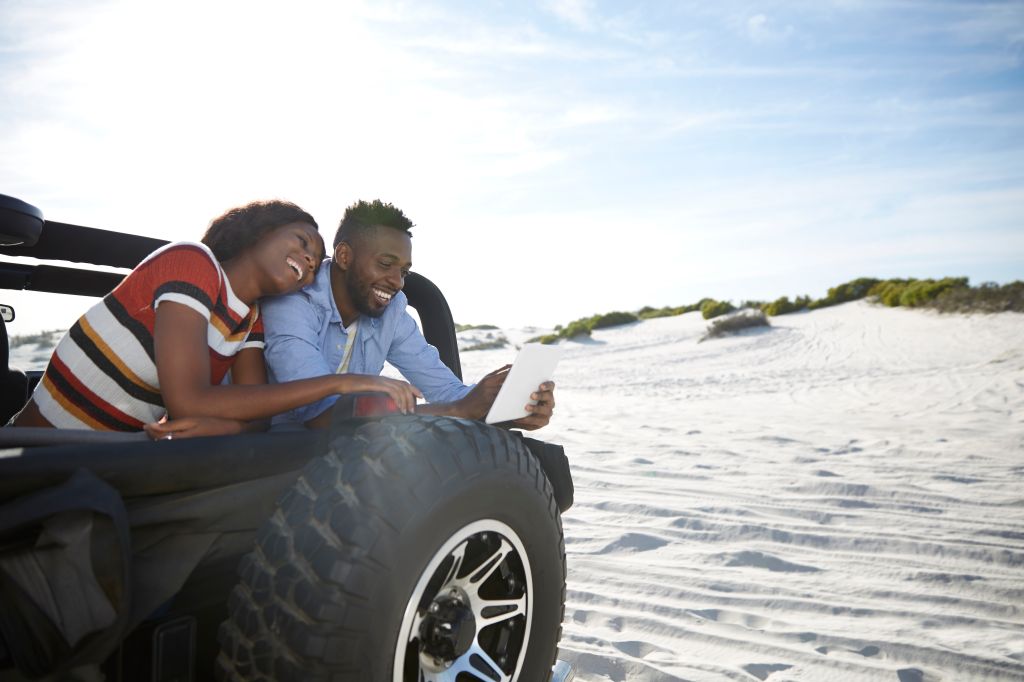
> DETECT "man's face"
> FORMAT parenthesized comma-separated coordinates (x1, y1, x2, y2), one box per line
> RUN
(338, 226, 413, 319)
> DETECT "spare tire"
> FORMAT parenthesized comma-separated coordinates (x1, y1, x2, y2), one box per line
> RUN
(216, 416, 566, 681)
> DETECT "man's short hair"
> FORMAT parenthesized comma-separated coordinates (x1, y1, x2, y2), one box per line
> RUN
(334, 199, 414, 248)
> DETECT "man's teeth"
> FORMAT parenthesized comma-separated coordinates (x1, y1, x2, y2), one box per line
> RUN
(286, 257, 302, 281)
(373, 288, 393, 302)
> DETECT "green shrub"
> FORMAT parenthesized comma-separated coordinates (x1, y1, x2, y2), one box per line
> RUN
(899, 277, 968, 307)
(561, 319, 592, 339)
(462, 337, 509, 351)
(526, 334, 561, 345)
(700, 309, 770, 342)
(591, 311, 638, 329)
(761, 295, 804, 316)
(638, 305, 675, 320)
(701, 299, 736, 319)
(864, 277, 973, 308)
(809, 277, 882, 309)
(867, 279, 912, 307)
(455, 323, 498, 332)
(686, 299, 713, 314)
(928, 280, 1024, 313)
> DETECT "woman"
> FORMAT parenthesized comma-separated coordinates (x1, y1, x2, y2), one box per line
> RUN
(9, 200, 420, 439)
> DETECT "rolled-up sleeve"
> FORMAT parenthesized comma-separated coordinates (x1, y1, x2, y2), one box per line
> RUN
(262, 293, 338, 425)
(388, 311, 472, 404)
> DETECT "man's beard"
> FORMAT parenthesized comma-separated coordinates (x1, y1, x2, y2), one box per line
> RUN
(346, 268, 387, 318)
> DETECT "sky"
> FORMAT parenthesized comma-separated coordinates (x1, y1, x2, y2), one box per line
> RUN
(1, 0, 1022, 334)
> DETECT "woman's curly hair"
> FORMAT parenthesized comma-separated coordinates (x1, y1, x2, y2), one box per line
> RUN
(201, 200, 319, 262)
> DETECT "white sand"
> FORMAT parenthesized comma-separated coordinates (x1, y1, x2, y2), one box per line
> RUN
(458, 301, 1024, 681)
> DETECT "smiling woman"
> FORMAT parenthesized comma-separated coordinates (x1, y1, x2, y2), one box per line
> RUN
(6, 199, 423, 438)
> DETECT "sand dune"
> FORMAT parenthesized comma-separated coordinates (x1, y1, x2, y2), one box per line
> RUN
(459, 301, 1024, 681)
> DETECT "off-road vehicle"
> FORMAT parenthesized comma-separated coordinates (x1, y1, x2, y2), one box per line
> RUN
(0, 194, 575, 682)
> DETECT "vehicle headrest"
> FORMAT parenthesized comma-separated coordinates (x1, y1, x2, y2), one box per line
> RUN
(0, 194, 43, 247)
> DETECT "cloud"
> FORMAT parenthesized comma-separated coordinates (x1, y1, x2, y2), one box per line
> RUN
(561, 104, 629, 126)
(544, 0, 594, 31)
(0, 0, 581, 230)
(745, 13, 795, 44)
(1, 0, 1021, 331)
(945, 2, 1024, 49)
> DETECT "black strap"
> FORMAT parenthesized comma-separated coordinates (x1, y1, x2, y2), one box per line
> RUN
(518, 435, 574, 513)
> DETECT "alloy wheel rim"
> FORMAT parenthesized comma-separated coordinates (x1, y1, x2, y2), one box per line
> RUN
(393, 519, 534, 682)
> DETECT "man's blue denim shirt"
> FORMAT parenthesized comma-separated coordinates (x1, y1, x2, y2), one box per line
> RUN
(262, 259, 471, 427)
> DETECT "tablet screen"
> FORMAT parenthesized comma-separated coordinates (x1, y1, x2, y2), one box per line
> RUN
(484, 343, 562, 424)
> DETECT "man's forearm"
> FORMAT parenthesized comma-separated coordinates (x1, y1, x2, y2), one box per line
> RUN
(415, 401, 471, 419)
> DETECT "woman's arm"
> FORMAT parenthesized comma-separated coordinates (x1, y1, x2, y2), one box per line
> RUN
(154, 302, 421, 421)
(230, 346, 269, 385)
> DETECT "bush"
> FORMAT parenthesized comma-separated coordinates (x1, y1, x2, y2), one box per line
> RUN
(561, 319, 592, 339)
(700, 309, 770, 342)
(701, 299, 736, 319)
(809, 277, 882, 309)
(590, 311, 638, 329)
(455, 323, 499, 332)
(526, 334, 561, 345)
(899, 277, 968, 307)
(762, 295, 811, 316)
(544, 310, 638, 341)
(868, 279, 912, 307)
(462, 337, 509, 351)
(864, 277, 968, 308)
(686, 298, 713, 314)
(928, 280, 1024, 313)
(638, 305, 676, 320)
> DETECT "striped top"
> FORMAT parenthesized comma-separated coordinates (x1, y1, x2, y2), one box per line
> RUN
(33, 242, 265, 431)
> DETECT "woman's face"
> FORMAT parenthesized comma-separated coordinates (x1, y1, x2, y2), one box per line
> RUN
(251, 222, 325, 296)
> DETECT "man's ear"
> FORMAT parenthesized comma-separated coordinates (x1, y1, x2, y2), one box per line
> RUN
(334, 242, 352, 269)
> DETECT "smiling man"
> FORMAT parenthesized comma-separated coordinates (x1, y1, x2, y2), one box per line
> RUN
(262, 199, 555, 430)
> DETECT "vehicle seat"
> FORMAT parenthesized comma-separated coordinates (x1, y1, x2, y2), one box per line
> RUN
(0, 316, 30, 425)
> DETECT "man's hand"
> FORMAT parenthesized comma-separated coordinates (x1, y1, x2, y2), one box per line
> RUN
(450, 365, 511, 420)
(416, 367, 557, 430)
(506, 381, 556, 431)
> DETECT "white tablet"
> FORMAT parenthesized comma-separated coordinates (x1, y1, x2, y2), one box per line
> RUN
(485, 343, 562, 424)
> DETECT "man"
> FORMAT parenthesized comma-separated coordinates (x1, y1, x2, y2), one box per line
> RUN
(262, 199, 555, 430)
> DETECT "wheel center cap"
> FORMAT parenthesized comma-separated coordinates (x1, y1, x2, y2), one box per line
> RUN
(419, 593, 476, 663)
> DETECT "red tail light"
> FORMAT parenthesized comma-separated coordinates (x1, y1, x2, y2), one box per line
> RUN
(353, 394, 400, 417)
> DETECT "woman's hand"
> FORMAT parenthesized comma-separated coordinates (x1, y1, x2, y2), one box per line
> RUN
(336, 374, 423, 414)
(145, 416, 249, 440)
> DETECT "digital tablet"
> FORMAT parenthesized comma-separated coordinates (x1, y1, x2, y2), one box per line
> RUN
(485, 343, 562, 424)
